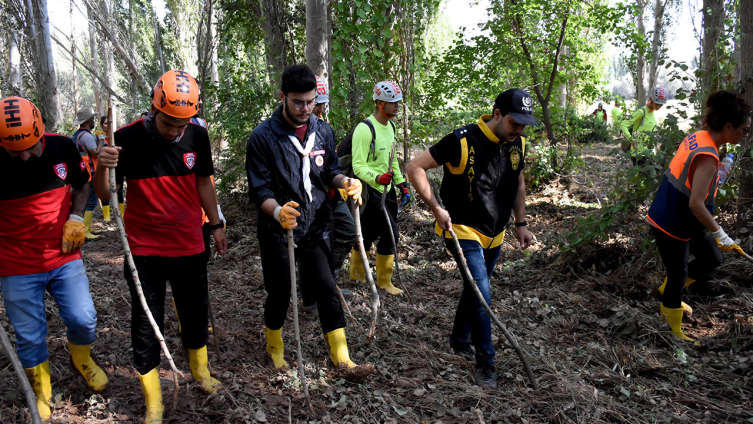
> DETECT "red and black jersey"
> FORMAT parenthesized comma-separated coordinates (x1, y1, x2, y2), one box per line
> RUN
(114, 119, 214, 257)
(0, 133, 90, 276)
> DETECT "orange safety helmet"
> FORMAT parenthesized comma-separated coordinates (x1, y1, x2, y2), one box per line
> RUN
(0, 97, 45, 151)
(151, 70, 200, 119)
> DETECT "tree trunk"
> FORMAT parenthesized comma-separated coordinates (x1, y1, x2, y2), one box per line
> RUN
(260, 0, 288, 85)
(647, 0, 668, 94)
(32, 0, 62, 130)
(100, 0, 116, 114)
(635, 0, 647, 106)
(150, 0, 166, 75)
(306, 0, 329, 80)
(129, 0, 139, 118)
(71, 0, 79, 112)
(737, 0, 753, 228)
(701, 0, 725, 99)
(87, 3, 104, 117)
(8, 32, 22, 95)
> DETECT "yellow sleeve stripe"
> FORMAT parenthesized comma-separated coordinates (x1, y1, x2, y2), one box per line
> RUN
(435, 222, 506, 249)
(446, 137, 468, 175)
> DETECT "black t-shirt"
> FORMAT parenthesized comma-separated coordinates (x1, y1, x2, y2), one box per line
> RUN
(114, 119, 214, 257)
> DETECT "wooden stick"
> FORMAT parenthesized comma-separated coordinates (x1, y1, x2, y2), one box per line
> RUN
(446, 229, 538, 390)
(336, 287, 360, 336)
(207, 291, 221, 360)
(380, 143, 413, 302)
(0, 320, 42, 424)
(350, 199, 380, 339)
(286, 229, 314, 415)
(106, 104, 184, 408)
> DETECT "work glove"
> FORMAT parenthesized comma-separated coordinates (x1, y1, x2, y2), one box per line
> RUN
(62, 214, 86, 253)
(217, 205, 226, 231)
(397, 182, 410, 212)
(714, 236, 746, 256)
(343, 178, 363, 205)
(711, 227, 735, 251)
(376, 172, 394, 186)
(274, 201, 300, 230)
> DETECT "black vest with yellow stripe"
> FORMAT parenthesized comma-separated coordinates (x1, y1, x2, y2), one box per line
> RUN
(435, 115, 526, 248)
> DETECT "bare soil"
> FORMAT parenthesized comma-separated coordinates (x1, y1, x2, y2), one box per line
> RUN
(1, 141, 752, 423)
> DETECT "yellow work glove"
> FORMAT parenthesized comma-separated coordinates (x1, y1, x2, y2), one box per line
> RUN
(343, 178, 363, 205)
(712, 227, 736, 252)
(715, 238, 746, 256)
(274, 201, 300, 230)
(62, 215, 86, 253)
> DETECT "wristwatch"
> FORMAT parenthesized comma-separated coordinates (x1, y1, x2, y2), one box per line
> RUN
(514, 220, 527, 227)
(208, 222, 224, 231)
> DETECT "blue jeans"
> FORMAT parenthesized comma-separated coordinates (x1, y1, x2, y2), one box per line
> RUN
(85, 180, 99, 212)
(0, 259, 97, 368)
(445, 238, 502, 368)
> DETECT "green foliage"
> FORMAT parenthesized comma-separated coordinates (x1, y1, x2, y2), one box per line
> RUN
(524, 140, 583, 191)
(562, 114, 686, 251)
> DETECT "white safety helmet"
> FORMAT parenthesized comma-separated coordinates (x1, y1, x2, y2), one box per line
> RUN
(373, 81, 403, 103)
(650, 86, 669, 105)
(315, 76, 329, 104)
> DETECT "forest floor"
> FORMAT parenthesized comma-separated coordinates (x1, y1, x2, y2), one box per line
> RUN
(1, 141, 752, 423)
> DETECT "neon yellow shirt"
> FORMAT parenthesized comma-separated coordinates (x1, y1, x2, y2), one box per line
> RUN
(621, 106, 657, 154)
(611, 107, 623, 122)
(352, 115, 405, 193)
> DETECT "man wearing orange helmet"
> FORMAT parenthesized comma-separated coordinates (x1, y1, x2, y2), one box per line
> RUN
(94, 70, 227, 423)
(0, 97, 108, 420)
(349, 80, 409, 296)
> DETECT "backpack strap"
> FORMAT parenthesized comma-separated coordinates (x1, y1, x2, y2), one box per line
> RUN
(633, 106, 647, 134)
(362, 119, 378, 162)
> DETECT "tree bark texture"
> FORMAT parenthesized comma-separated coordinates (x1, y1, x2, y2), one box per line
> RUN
(260, 0, 288, 85)
(647, 0, 668, 95)
(701, 0, 725, 98)
(32, 0, 62, 130)
(71, 0, 79, 112)
(737, 0, 753, 227)
(306, 0, 330, 81)
(87, 3, 104, 116)
(635, 0, 647, 106)
(8, 32, 22, 95)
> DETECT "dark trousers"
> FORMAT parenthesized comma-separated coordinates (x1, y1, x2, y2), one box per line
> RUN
(360, 185, 399, 256)
(446, 238, 502, 369)
(301, 197, 356, 306)
(124, 253, 209, 374)
(652, 227, 723, 308)
(259, 229, 345, 334)
(85, 180, 99, 211)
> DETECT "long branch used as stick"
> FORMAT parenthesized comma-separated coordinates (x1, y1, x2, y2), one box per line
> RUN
(336, 287, 360, 335)
(287, 229, 314, 415)
(351, 199, 380, 339)
(0, 319, 42, 424)
(432, 188, 538, 389)
(380, 142, 412, 302)
(106, 104, 184, 408)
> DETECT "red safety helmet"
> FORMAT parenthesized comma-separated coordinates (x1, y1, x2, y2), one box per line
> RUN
(0, 97, 45, 151)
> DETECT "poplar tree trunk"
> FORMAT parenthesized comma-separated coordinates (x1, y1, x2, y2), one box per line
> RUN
(100, 0, 116, 109)
(32, 0, 62, 130)
(701, 0, 725, 100)
(305, 0, 329, 80)
(87, 3, 104, 117)
(260, 0, 288, 85)
(737, 0, 753, 228)
(635, 0, 647, 106)
(71, 0, 79, 112)
(647, 0, 668, 95)
(8, 32, 22, 95)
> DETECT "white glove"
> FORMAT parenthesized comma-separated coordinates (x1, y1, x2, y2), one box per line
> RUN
(98, 134, 106, 141)
(711, 227, 734, 247)
(217, 205, 226, 230)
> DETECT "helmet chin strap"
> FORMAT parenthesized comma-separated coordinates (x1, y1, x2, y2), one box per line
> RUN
(378, 102, 395, 120)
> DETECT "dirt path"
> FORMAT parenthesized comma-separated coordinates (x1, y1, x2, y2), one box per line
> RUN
(1, 141, 751, 423)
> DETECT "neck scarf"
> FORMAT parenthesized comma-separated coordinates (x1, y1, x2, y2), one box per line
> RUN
(288, 132, 317, 203)
(144, 112, 183, 144)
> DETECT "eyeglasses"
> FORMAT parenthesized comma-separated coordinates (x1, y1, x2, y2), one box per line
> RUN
(286, 95, 317, 111)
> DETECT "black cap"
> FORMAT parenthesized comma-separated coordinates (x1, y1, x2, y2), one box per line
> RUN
(494, 89, 539, 126)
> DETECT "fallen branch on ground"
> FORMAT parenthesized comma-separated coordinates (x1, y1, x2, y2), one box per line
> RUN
(0, 319, 42, 424)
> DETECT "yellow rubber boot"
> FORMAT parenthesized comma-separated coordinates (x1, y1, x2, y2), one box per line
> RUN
(376, 254, 403, 295)
(138, 368, 164, 423)
(102, 205, 111, 222)
(188, 346, 222, 394)
(657, 277, 694, 316)
(324, 328, 374, 381)
(118, 203, 125, 217)
(350, 249, 366, 282)
(25, 361, 51, 421)
(172, 298, 182, 333)
(83, 211, 100, 239)
(660, 304, 694, 341)
(265, 327, 289, 369)
(68, 342, 108, 392)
